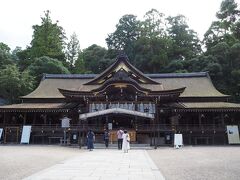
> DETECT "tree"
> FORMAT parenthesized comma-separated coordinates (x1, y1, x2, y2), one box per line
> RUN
(20, 69, 35, 96)
(82, 44, 111, 73)
(216, 0, 239, 31)
(141, 9, 166, 38)
(106, 14, 141, 61)
(201, 0, 240, 101)
(166, 15, 202, 61)
(11, 46, 22, 61)
(0, 42, 13, 69)
(14, 47, 32, 71)
(72, 52, 87, 74)
(29, 10, 66, 61)
(204, 0, 240, 49)
(0, 65, 21, 103)
(27, 56, 70, 83)
(0, 42, 11, 53)
(164, 60, 186, 73)
(66, 32, 80, 72)
(133, 36, 170, 73)
(0, 65, 35, 103)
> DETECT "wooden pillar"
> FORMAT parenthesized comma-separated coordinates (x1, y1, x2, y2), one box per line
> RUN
(221, 113, 225, 126)
(153, 118, 156, 148)
(198, 113, 202, 126)
(189, 132, 192, 145)
(220, 112, 226, 145)
(33, 113, 37, 125)
(79, 121, 82, 149)
(3, 112, 6, 144)
(213, 131, 215, 145)
(23, 113, 27, 125)
(44, 113, 47, 125)
(3, 112, 6, 126)
(134, 116, 138, 142)
(154, 98, 159, 149)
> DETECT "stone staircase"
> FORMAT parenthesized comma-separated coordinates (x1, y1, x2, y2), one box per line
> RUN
(93, 143, 153, 149)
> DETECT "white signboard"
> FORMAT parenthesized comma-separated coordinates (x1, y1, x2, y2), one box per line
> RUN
(108, 123, 112, 130)
(174, 134, 183, 148)
(227, 125, 240, 144)
(61, 117, 71, 128)
(0, 128, 3, 140)
(21, 126, 32, 144)
(73, 134, 77, 140)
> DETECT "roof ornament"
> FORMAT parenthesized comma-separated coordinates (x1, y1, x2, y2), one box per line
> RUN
(116, 51, 129, 61)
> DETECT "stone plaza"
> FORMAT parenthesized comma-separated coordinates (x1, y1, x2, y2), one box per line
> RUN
(1, 145, 240, 180)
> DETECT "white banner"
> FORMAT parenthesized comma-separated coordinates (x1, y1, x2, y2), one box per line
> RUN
(227, 125, 240, 144)
(0, 128, 3, 140)
(108, 123, 112, 130)
(174, 134, 183, 148)
(21, 126, 32, 144)
(61, 117, 71, 128)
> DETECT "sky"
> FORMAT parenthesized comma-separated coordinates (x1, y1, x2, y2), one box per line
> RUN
(0, 0, 238, 51)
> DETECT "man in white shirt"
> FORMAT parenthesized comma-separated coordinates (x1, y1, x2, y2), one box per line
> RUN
(117, 127, 124, 150)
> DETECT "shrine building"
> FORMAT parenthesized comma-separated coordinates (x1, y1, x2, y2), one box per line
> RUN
(1, 54, 240, 146)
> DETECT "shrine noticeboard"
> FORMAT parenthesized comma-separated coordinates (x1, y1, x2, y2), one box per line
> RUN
(61, 117, 71, 128)
(174, 134, 183, 147)
(0, 128, 3, 140)
(21, 126, 32, 144)
(227, 125, 240, 144)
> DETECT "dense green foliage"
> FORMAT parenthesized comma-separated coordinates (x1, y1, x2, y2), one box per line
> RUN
(66, 32, 80, 71)
(1, 0, 240, 103)
(30, 10, 66, 61)
(0, 64, 34, 103)
(27, 56, 70, 83)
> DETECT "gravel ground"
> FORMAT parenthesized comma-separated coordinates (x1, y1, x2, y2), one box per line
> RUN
(148, 146, 240, 180)
(0, 145, 82, 180)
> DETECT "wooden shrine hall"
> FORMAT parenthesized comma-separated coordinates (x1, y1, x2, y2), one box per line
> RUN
(1, 54, 240, 146)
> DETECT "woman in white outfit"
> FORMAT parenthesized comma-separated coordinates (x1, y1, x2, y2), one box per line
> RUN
(122, 130, 130, 153)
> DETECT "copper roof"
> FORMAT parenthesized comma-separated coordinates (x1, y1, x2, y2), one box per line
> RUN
(153, 76, 227, 97)
(22, 72, 228, 99)
(170, 102, 240, 112)
(0, 103, 76, 112)
(180, 102, 240, 108)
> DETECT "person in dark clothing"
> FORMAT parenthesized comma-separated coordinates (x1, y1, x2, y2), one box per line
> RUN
(87, 129, 95, 151)
(103, 129, 110, 148)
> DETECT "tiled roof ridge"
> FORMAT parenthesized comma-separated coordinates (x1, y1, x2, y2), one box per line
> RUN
(44, 72, 208, 79)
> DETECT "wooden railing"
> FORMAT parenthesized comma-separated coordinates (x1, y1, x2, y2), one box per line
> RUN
(0, 123, 227, 132)
(137, 124, 226, 132)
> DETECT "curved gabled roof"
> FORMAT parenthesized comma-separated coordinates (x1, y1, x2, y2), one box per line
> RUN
(85, 54, 159, 85)
(22, 72, 228, 99)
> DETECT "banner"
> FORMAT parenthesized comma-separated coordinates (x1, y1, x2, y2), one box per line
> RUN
(227, 125, 240, 144)
(61, 117, 71, 128)
(0, 128, 3, 140)
(21, 126, 32, 144)
(174, 134, 183, 148)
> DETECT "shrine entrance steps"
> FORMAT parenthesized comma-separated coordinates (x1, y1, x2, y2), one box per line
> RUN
(91, 143, 153, 149)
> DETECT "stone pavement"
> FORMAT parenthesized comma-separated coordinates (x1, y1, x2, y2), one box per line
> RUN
(23, 149, 165, 180)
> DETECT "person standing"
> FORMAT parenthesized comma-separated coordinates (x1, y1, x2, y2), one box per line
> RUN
(122, 130, 130, 153)
(103, 129, 110, 148)
(117, 127, 124, 150)
(87, 129, 95, 151)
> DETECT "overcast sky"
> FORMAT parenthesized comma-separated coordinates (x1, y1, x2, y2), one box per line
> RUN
(0, 0, 238, 51)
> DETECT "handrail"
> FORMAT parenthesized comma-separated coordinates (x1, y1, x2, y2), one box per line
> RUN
(0, 123, 227, 132)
